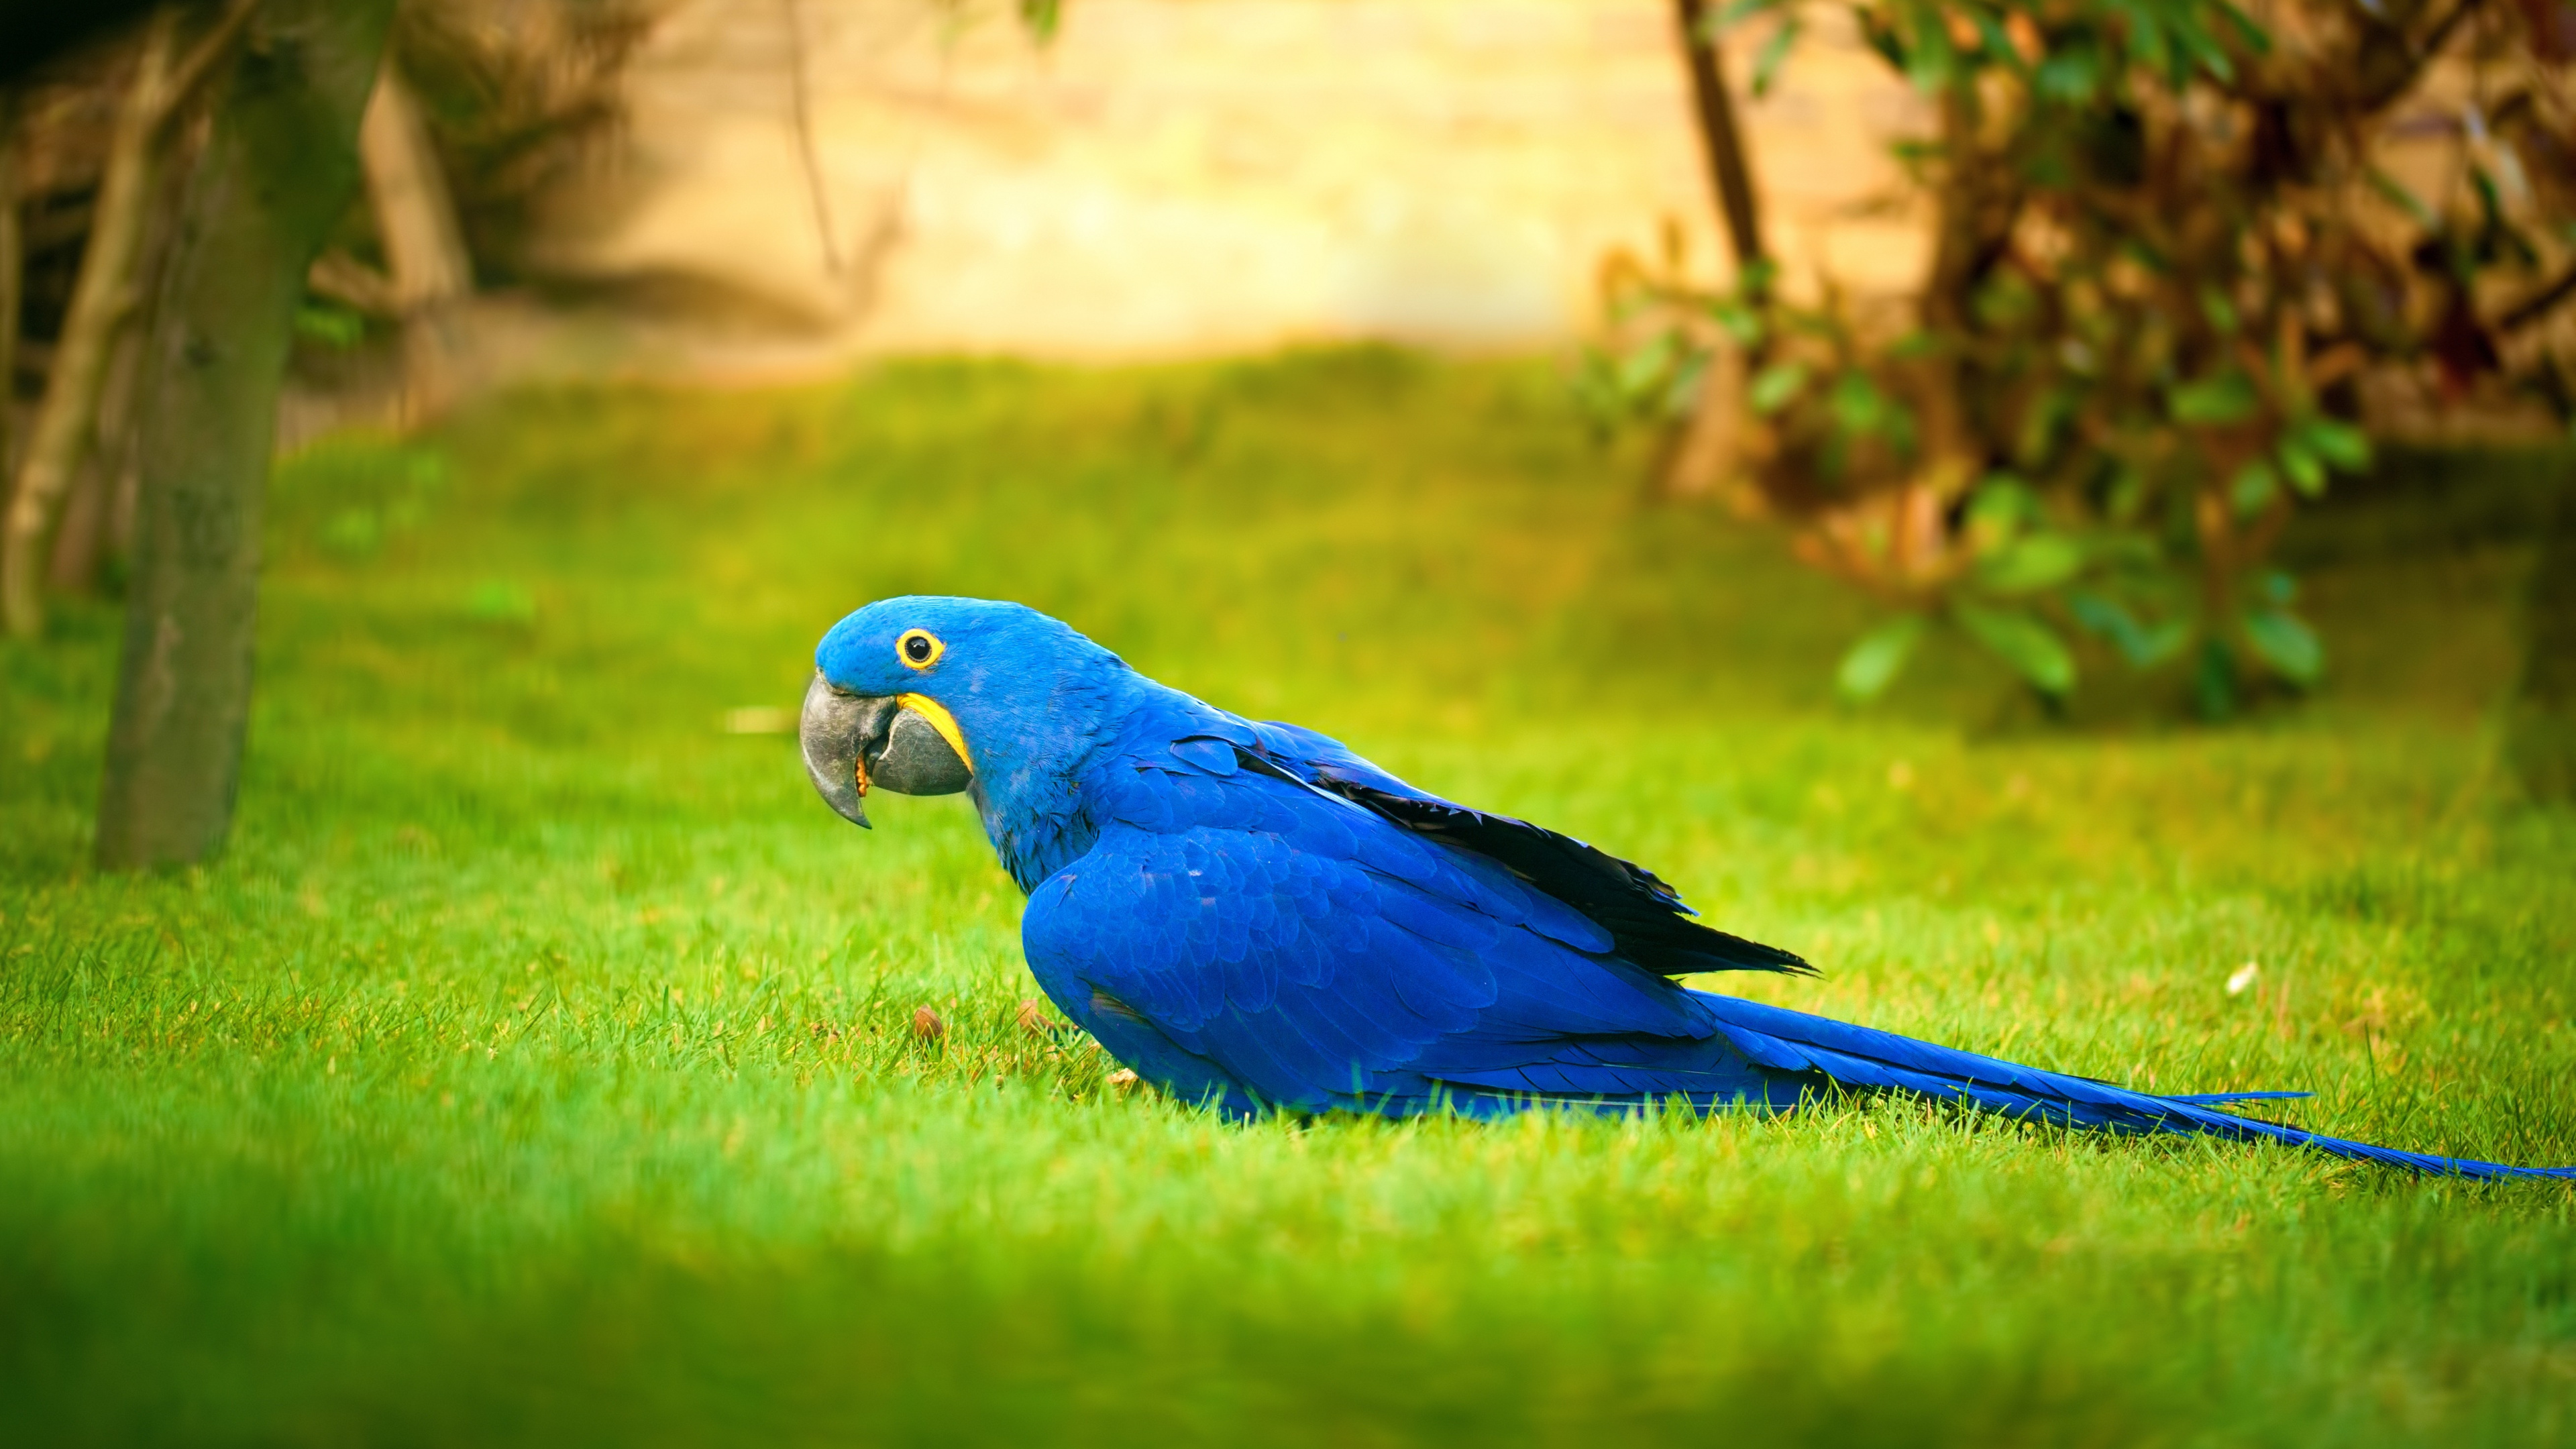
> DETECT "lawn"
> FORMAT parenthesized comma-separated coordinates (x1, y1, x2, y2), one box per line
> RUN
(3, 349, 2573, 1446)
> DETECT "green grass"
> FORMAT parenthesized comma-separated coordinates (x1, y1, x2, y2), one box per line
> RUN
(5, 348, 2574, 1446)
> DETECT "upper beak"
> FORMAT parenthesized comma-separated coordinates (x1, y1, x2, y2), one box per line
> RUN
(799, 672, 973, 828)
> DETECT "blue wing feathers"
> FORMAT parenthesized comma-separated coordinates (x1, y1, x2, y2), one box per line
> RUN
(1367, 876, 1504, 953)
(1013, 694, 2571, 1177)
(1168, 736, 1240, 774)
(1218, 735, 1795, 974)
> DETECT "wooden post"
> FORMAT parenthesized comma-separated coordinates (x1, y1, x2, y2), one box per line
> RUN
(95, 0, 396, 869)
(1, 11, 173, 638)
(356, 57, 474, 421)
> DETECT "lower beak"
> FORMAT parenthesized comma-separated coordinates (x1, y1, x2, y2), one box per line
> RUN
(799, 672, 973, 828)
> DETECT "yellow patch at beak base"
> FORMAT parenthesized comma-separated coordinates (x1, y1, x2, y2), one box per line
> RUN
(895, 694, 973, 771)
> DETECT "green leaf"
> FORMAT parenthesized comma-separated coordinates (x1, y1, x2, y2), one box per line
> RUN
(2133, 618, 2190, 666)
(2170, 370, 2258, 426)
(1712, 0, 1779, 36)
(2298, 417, 2373, 473)
(2195, 637, 2239, 719)
(2124, 2, 2172, 86)
(1969, 9, 2021, 70)
(294, 303, 366, 350)
(1752, 17, 1801, 95)
(2243, 606, 2323, 685)
(1973, 273, 2037, 327)
(1709, 298, 1764, 347)
(2013, 386, 2075, 468)
(2230, 459, 2278, 516)
(2164, 3, 2233, 84)
(2067, 588, 2131, 643)
(1614, 331, 1678, 398)
(2199, 284, 2239, 335)
(2215, 0, 2272, 54)
(2275, 435, 2325, 497)
(1661, 351, 1713, 421)
(2369, 167, 2435, 227)
(1904, 0, 1959, 91)
(1967, 475, 2041, 547)
(1017, 0, 1062, 40)
(1569, 350, 1625, 431)
(1829, 371, 1888, 435)
(2035, 44, 2100, 102)
(1749, 362, 1809, 415)
(2073, 590, 2190, 669)
(2105, 464, 2149, 522)
(1837, 614, 1928, 701)
(1978, 533, 2085, 594)
(1955, 603, 2077, 696)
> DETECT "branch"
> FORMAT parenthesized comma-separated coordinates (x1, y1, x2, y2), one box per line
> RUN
(2500, 263, 2576, 335)
(305, 248, 399, 316)
(1673, 0, 1766, 270)
(2413, 0, 2485, 63)
(782, 0, 840, 274)
(2358, 0, 2484, 111)
(148, 0, 258, 132)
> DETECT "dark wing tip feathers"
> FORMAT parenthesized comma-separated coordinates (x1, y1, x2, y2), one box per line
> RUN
(1229, 743, 1811, 977)
(1348, 787, 1815, 977)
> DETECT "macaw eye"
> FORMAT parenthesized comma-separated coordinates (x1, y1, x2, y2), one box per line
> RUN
(898, 629, 943, 669)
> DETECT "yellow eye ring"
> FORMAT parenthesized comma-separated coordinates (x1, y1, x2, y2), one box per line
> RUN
(896, 629, 945, 671)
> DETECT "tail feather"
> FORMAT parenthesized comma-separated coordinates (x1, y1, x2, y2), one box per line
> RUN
(1696, 991, 2573, 1182)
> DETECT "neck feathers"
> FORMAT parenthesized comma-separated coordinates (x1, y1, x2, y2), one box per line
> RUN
(968, 659, 1137, 892)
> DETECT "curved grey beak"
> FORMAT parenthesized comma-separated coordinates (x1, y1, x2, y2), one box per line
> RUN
(799, 672, 972, 828)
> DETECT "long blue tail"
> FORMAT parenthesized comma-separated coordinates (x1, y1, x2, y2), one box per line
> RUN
(1697, 992, 2575, 1181)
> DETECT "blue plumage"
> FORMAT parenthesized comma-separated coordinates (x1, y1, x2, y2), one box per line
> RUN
(810, 597, 2571, 1180)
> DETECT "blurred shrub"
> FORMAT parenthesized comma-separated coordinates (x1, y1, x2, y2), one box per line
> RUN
(386, 0, 653, 283)
(1585, 0, 2576, 715)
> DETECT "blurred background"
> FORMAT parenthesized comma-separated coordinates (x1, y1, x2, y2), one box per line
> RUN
(3, 0, 2569, 793)
(5, 7, 2576, 1444)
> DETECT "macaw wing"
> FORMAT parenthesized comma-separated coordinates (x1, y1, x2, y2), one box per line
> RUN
(1233, 720, 1809, 977)
(1024, 750, 1732, 1111)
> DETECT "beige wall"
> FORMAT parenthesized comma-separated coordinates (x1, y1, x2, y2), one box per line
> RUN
(537, 0, 1931, 360)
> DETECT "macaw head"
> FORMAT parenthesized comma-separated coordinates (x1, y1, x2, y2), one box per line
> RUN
(801, 596, 1128, 831)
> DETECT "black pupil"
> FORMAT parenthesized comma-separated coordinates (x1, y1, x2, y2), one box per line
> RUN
(905, 635, 930, 661)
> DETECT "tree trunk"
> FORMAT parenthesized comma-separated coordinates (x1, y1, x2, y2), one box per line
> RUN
(1672, 0, 1765, 272)
(356, 57, 472, 422)
(0, 88, 22, 488)
(1658, 342, 1748, 500)
(1662, 0, 1767, 502)
(1909, 89, 1984, 479)
(1, 11, 172, 639)
(95, 0, 396, 870)
(2508, 473, 2576, 803)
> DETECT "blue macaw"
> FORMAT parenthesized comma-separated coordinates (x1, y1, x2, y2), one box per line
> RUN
(801, 596, 2569, 1180)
